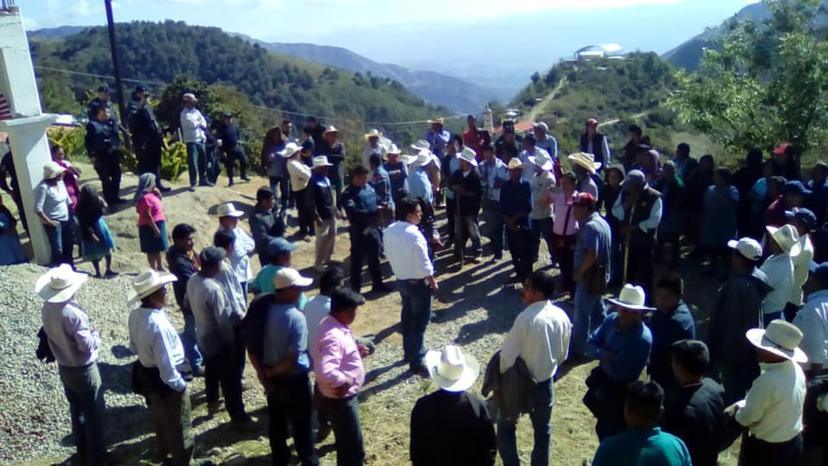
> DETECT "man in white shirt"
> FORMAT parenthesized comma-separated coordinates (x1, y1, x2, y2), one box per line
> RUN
(518, 134, 550, 183)
(498, 270, 572, 466)
(794, 262, 828, 377)
(528, 146, 556, 266)
(727, 320, 807, 466)
(127, 269, 194, 466)
(785, 208, 816, 321)
(179, 92, 211, 191)
(383, 198, 438, 376)
(215, 202, 256, 295)
(760, 225, 798, 326)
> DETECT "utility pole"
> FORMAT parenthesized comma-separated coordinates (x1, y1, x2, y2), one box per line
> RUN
(104, 0, 127, 127)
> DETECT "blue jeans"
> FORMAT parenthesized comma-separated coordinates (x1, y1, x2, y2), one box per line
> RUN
(181, 310, 203, 370)
(315, 394, 364, 466)
(571, 283, 606, 357)
(186, 142, 207, 186)
(58, 363, 106, 464)
(497, 379, 554, 466)
(398, 279, 432, 368)
(44, 217, 75, 266)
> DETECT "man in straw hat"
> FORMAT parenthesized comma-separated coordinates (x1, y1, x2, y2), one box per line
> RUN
(707, 237, 772, 405)
(216, 201, 256, 295)
(179, 92, 211, 191)
(479, 143, 509, 261)
(497, 270, 572, 466)
(361, 128, 387, 167)
(37, 265, 107, 465)
(500, 157, 533, 283)
(760, 224, 799, 327)
(426, 117, 450, 160)
(579, 117, 610, 170)
(527, 145, 556, 267)
(310, 155, 337, 271)
(611, 169, 662, 299)
(568, 151, 601, 200)
(385, 144, 411, 207)
(320, 125, 346, 212)
(411, 345, 495, 466)
(585, 284, 653, 440)
(35, 161, 75, 267)
(250, 267, 319, 466)
(726, 320, 807, 465)
(127, 269, 194, 465)
(449, 146, 483, 264)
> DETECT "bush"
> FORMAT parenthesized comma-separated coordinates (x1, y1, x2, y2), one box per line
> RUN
(160, 137, 188, 181)
(47, 126, 86, 161)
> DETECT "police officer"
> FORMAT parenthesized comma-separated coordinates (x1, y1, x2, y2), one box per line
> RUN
(85, 106, 125, 206)
(218, 113, 250, 186)
(127, 86, 170, 192)
(341, 165, 390, 295)
(87, 85, 114, 121)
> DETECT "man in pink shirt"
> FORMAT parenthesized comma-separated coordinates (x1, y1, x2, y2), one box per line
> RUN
(312, 288, 368, 465)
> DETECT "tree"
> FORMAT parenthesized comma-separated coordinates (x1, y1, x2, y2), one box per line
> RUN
(155, 76, 217, 130)
(667, 0, 828, 157)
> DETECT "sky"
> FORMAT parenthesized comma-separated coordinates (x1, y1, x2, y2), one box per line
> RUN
(19, 0, 759, 99)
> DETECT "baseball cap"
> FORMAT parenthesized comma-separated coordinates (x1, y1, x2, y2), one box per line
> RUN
(273, 267, 313, 290)
(567, 192, 597, 209)
(727, 237, 762, 261)
(785, 207, 817, 230)
(266, 237, 296, 258)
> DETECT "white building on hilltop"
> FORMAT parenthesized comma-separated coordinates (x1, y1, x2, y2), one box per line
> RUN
(574, 43, 624, 61)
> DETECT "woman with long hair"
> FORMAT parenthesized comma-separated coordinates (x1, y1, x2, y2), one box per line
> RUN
(76, 185, 117, 277)
(261, 126, 289, 218)
(134, 173, 168, 271)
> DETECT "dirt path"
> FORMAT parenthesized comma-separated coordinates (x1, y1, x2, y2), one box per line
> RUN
(522, 77, 568, 123)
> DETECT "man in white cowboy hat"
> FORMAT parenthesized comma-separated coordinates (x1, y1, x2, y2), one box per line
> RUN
(611, 169, 662, 298)
(385, 145, 411, 207)
(727, 320, 807, 465)
(567, 151, 601, 200)
(127, 269, 194, 465)
(500, 157, 533, 283)
(215, 201, 256, 295)
(251, 267, 319, 466)
(284, 144, 314, 238)
(410, 345, 496, 466)
(579, 118, 611, 169)
(449, 146, 483, 263)
(497, 270, 571, 466)
(586, 284, 653, 440)
(518, 134, 552, 183)
(37, 264, 107, 465)
(35, 161, 75, 267)
(708, 237, 772, 405)
(361, 128, 388, 167)
(368, 153, 394, 225)
(479, 143, 509, 261)
(425, 116, 450, 159)
(441, 136, 464, 244)
(310, 155, 337, 271)
(179, 92, 211, 191)
(320, 125, 346, 213)
(760, 224, 800, 326)
(526, 144, 556, 267)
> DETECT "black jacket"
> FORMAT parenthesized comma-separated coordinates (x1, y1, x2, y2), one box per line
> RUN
(249, 206, 286, 255)
(481, 352, 535, 422)
(166, 245, 198, 309)
(310, 175, 335, 220)
(85, 119, 121, 156)
(662, 378, 725, 466)
(410, 390, 496, 466)
(449, 169, 482, 216)
(219, 123, 242, 153)
(126, 98, 161, 146)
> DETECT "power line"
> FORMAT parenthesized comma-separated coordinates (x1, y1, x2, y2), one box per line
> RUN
(34, 66, 166, 87)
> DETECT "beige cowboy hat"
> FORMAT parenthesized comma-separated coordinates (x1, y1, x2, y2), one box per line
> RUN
(364, 128, 382, 141)
(528, 150, 553, 171)
(127, 269, 177, 308)
(279, 142, 302, 158)
(386, 143, 401, 155)
(507, 158, 524, 170)
(428, 117, 445, 125)
(409, 151, 432, 167)
(35, 264, 88, 303)
(323, 125, 339, 135)
(312, 155, 334, 169)
(746, 319, 808, 363)
(217, 202, 244, 218)
(457, 147, 478, 167)
(43, 161, 66, 180)
(568, 152, 602, 174)
(182, 92, 198, 102)
(766, 224, 801, 256)
(274, 267, 313, 290)
(425, 345, 480, 392)
(411, 140, 431, 152)
(606, 284, 655, 312)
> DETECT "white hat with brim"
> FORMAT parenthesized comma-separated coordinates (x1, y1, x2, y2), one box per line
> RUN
(528, 151, 553, 171)
(409, 151, 432, 167)
(606, 284, 655, 312)
(279, 142, 302, 158)
(274, 267, 313, 290)
(127, 269, 177, 308)
(507, 158, 524, 170)
(766, 225, 801, 256)
(386, 143, 401, 155)
(43, 161, 66, 180)
(312, 156, 334, 169)
(364, 129, 381, 141)
(323, 125, 338, 135)
(425, 345, 480, 392)
(457, 147, 478, 167)
(568, 152, 602, 174)
(411, 140, 431, 152)
(35, 264, 88, 303)
(746, 320, 808, 363)
(217, 202, 244, 218)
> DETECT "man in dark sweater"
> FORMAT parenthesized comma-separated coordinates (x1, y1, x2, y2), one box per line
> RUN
(449, 147, 483, 264)
(249, 188, 286, 265)
(126, 85, 170, 192)
(165, 223, 204, 375)
(662, 340, 725, 466)
(410, 345, 496, 466)
(85, 106, 125, 206)
(648, 273, 696, 393)
(219, 113, 249, 186)
(341, 166, 389, 295)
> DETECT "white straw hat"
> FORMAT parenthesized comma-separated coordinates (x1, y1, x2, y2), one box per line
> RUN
(528, 150, 553, 171)
(364, 128, 381, 141)
(279, 142, 302, 158)
(746, 319, 808, 363)
(766, 224, 801, 256)
(35, 264, 88, 303)
(606, 284, 655, 312)
(424, 345, 480, 392)
(127, 269, 177, 308)
(457, 147, 479, 167)
(43, 161, 66, 180)
(312, 156, 334, 169)
(217, 202, 244, 218)
(411, 140, 431, 152)
(323, 125, 338, 135)
(568, 152, 602, 174)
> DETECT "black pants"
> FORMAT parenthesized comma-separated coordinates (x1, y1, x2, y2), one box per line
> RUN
(294, 188, 314, 235)
(506, 227, 532, 282)
(740, 433, 803, 466)
(93, 152, 122, 205)
(267, 373, 318, 466)
(223, 147, 248, 183)
(136, 138, 165, 187)
(315, 393, 364, 466)
(349, 226, 383, 292)
(625, 237, 655, 300)
(10, 190, 28, 232)
(655, 233, 680, 268)
(204, 344, 245, 420)
(445, 200, 456, 242)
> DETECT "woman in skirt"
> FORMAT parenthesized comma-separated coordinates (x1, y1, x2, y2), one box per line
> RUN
(76, 185, 117, 277)
(134, 173, 168, 271)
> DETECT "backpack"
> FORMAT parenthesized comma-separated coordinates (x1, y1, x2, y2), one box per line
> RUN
(35, 327, 55, 363)
(239, 293, 273, 363)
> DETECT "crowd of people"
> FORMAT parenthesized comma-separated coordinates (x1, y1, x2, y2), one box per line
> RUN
(3, 87, 828, 466)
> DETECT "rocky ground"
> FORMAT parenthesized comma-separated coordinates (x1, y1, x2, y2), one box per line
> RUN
(0, 164, 740, 465)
